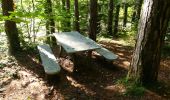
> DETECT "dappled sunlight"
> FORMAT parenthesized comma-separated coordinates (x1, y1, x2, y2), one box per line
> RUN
(97, 40, 133, 69)
(1, 33, 170, 99)
(98, 37, 135, 46)
(0, 0, 169, 98)
(28, 54, 39, 64)
(122, 61, 130, 67)
(104, 84, 126, 94)
(59, 58, 74, 73)
(117, 52, 124, 56)
(3, 68, 49, 100)
(0, 44, 169, 99)
(66, 76, 96, 95)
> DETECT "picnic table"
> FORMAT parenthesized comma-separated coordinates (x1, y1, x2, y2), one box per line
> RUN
(36, 31, 117, 76)
(53, 31, 118, 62)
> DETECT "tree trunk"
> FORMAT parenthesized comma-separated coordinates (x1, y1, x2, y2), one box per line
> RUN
(66, 0, 71, 31)
(60, 0, 66, 31)
(107, 0, 114, 35)
(96, 2, 101, 34)
(66, 0, 70, 10)
(74, 0, 80, 32)
(113, 4, 120, 37)
(123, 3, 128, 27)
(127, 0, 170, 85)
(62, 0, 66, 9)
(131, 0, 143, 22)
(45, 0, 56, 45)
(89, 0, 98, 41)
(2, 0, 21, 55)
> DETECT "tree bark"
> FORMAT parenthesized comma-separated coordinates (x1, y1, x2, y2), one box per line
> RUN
(123, 3, 128, 27)
(96, 2, 101, 34)
(113, 4, 120, 37)
(89, 0, 98, 41)
(66, 0, 70, 10)
(66, 0, 71, 31)
(127, 0, 170, 85)
(2, 0, 21, 55)
(45, 0, 56, 45)
(60, 0, 66, 31)
(74, 0, 80, 32)
(107, 0, 114, 35)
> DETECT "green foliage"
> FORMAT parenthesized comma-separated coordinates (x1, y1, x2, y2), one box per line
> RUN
(117, 78, 145, 96)
(97, 33, 113, 39)
(0, 0, 138, 52)
(162, 43, 170, 57)
(22, 42, 38, 52)
(18, 30, 28, 48)
(0, 63, 5, 69)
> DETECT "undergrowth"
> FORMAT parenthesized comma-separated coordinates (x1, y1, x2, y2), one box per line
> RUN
(117, 78, 145, 96)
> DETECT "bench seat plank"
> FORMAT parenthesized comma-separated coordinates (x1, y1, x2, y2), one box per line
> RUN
(37, 44, 61, 75)
(95, 47, 118, 61)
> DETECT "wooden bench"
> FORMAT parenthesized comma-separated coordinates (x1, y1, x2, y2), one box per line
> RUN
(95, 47, 118, 61)
(37, 44, 61, 75)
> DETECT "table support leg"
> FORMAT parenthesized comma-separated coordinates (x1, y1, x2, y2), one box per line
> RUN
(69, 54, 79, 72)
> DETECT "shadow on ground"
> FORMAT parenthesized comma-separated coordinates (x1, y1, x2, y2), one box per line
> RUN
(10, 41, 170, 99)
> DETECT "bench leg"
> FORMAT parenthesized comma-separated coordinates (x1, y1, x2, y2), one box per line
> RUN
(37, 54, 42, 63)
(87, 50, 93, 57)
(59, 46, 68, 58)
(69, 54, 79, 72)
(58, 45, 62, 57)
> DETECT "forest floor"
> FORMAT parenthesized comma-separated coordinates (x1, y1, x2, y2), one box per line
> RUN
(0, 37, 170, 100)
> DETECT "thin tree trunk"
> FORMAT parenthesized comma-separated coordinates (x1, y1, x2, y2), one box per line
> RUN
(74, 0, 80, 32)
(131, 0, 143, 22)
(123, 3, 128, 27)
(66, 0, 71, 31)
(62, 0, 66, 9)
(127, 0, 170, 85)
(32, 0, 36, 43)
(61, 0, 65, 31)
(66, 0, 70, 10)
(21, 0, 31, 41)
(107, 0, 114, 35)
(45, 0, 56, 45)
(89, 0, 98, 41)
(96, 2, 101, 34)
(2, 0, 21, 55)
(113, 4, 120, 37)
